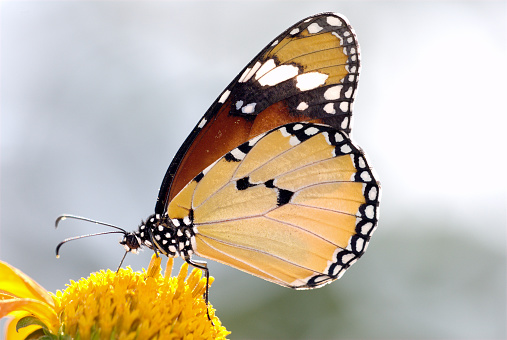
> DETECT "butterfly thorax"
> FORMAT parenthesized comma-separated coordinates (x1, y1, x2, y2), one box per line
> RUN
(120, 213, 196, 258)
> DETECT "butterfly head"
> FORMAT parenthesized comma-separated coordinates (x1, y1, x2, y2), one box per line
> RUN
(119, 231, 142, 254)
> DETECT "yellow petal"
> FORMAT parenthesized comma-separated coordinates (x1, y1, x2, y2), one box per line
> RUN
(0, 298, 58, 331)
(0, 261, 54, 306)
(1, 292, 17, 300)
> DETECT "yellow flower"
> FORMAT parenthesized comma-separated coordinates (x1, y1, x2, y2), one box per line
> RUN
(0, 255, 230, 339)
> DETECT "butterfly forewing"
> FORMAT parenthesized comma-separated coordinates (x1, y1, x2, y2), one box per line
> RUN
(156, 13, 361, 211)
(167, 122, 379, 288)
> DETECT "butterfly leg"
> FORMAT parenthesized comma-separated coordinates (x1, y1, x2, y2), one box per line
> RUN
(147, 226, 160, 258)
(185, 257, 213, 323)
(116, 251, 129, 272)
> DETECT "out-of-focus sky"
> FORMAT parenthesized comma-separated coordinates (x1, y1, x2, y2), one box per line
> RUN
(1, 1, 505, 339)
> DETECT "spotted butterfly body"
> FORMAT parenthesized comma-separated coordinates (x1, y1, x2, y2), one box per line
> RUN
(124, 12, 380, 289)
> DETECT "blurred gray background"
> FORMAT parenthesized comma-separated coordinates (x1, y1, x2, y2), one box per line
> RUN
(1, 1, 506, 339)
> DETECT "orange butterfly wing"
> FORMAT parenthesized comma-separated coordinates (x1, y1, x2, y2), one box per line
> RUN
(167, 122, 379, 288)
(155, 13, 360, 213)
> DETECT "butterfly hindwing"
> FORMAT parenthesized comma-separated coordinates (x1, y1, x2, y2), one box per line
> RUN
(156, 12, 361, 212)
(167, 122, 379, 288)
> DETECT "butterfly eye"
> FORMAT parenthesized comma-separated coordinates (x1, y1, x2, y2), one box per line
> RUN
(120, 233, 141, 253)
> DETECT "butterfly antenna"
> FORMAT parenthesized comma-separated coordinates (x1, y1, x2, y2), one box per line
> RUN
(56, 231, 127, 257)
(55, 214, 129, 257)
(55, 214, 128, 233)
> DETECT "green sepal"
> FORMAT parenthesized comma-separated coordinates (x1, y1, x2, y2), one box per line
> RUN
(22, 328, 45, 340)
(38, 336, 57, 340)
(16, 316, 48, 332)
(90, 324, 101, 340)
(57, 334, 73, 340)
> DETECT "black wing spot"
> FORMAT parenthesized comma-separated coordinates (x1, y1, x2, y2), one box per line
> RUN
(264, 179, 275, 188)
(263, 179, 293, 206)
(236, 176, 255, 191)
(277, 189, 294, 206)
(224, 152, 241, 162)
(194, 172, 204, 183)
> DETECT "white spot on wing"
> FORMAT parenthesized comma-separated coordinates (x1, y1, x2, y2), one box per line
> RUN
(347, 65, 357, 73)
(238, 67, 251, 83)
(355, 238, 365, 252)
(322, 131, 331, 145)
(255, 59, 276, 80)
(218, 90, 231, 103)
(289, 136, 300, 146)
(296, 72, 328, 91)
(341, 253, 355, 264)
(368, 187, 378, 201)
(358, 156, 366, 168)
(340, 144, 352, 153)
(231, 148, 246, 160)
(360, 222, 373, 235)
(198, 118, 207, 128)
(324, 85, 342, 100)
(364, 205, 375, 219)
(323, 103, 336, 114)
(341, 117, 349, 129)
(307, 23, 323, 34)
(248, 132, 266, 146)
(327, 16, 342, 26)
(242, 102, 256, 114)
(305, 127, 319, 136)
(279, 127, 290, 137)
(297, 102, 309, 111)
(202, 158, 220, 176)
(361, 171, 372, 182)
(258, 64, 299, 87)
(344, 87, 353, 98)
(235, 100, 243, 110)
(332, 264, 343, 276)
(243, 61, 262, 83)
(290, 28, 300, 35)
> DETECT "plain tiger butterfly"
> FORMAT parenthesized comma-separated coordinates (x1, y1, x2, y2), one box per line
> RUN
(57, 12, 380, 295)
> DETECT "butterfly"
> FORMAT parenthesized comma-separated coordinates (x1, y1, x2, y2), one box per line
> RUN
(57, 12, 380, 292)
